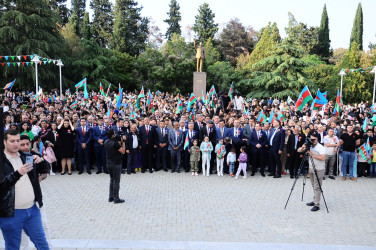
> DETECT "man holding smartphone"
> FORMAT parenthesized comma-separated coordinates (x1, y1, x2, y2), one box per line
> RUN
(0, 129, 49, 249)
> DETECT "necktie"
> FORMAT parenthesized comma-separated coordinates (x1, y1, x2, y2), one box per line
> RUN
(175, 131, 178, 145)
(54, 132, 56, 141)
(257, 131, 260, 140)
(162, 128, 164, 137)
(221, 128, 223, 137)
(83, 127, 85, 136)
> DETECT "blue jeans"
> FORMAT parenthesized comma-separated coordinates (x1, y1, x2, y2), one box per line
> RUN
(229, 162, 235, 174)
(370, 163, 376, 177)
(0, 204, 49, 249)
(342, 151, 355, 178)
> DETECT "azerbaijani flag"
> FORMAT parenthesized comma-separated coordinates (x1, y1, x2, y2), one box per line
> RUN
(116, 87, 123, 109)
(370, 104, 376, 114)
(358, 143, 371, 163)
(189, 108, 196, 121)
(257, 110, 267, 123)
(70, 101, 78, 109)
(3, 79, 16, 90)
(287, 96, 293, 105)
(147, 90, 153, 108)
(277, 111, 286, 122)
(268, 110, 275, 124)
(183, 133, 189, 150)
(83, 83, 89, 102)
(333, 89, 341, 117)
(312, 90, 328, 110)
(209, 85, 216, 97)
(156, 90, 162, 96)
(130, 111, 137, 120)
(100, 83, 106, 96)
(363, 116, 369, 132)
(75, 78, 86, 89)
(218, 145, 225, 158)
(295, 86, 313, 112)
(136, 86, 145, 109)
(187, 93, 197, 112)
(176, 100, 183, 114)
(106, 83, 111, 97)
(65, 89, 70, 96)
(52, 95, 58, 102)
(229, 82, 234, 100)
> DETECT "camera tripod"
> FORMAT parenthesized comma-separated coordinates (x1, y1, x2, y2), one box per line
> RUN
(284, 152, 329, 213)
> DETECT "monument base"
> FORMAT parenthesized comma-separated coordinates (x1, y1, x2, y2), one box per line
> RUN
(193, 72, 206, 100)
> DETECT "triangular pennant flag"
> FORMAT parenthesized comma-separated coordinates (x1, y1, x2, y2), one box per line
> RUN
(4, 56, 8, 61)
(30, 55, 34, 60)
(11, 56, 14, 61)
(7, 63, 10, 66)
(26, 62, 30, 66)
(43, 61, 47, 64)
(12, 63, 15, 66)
(1, 63, 4, 67)
(22, 62, 25, 66)
(17, 62, 20, 66)
(39, 62, 42, 65)
(17, 56, 21, 60)
(23, 55, 27, 60)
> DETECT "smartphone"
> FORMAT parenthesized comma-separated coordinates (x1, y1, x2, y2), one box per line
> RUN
(25, 154, 34, 166)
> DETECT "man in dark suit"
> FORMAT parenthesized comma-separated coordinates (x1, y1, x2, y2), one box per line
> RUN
(243, 117, 255, 166)
(287, 125, 306, 178)
(199, 120, 216, 173)
(194, 115, 205, 133)
(93, 116, 108, 174)
(155, 120, 169, 172)
(268, 120, 285, 178)
(226, 119, 243, 156)
(317, 124, 327, 145)
(168, 122, 184, 173)
(111, 118, 125, 135)
(250, 123, 267, 176)
(126, 124, 140, 174)
(182, 122, 198, 172)
(139, 117, 156, 173)
(76, 118, 93, 174)
(215, 120, 228, 142)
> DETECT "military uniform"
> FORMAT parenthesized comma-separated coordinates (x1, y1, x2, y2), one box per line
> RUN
(189, 145, 200, 172)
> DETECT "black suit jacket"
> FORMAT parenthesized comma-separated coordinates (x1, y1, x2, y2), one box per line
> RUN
(126, 132, 140, 151)
(199, 126, 216, 145)
(139, 125, 156, 148)
(287, 133, 306, 155)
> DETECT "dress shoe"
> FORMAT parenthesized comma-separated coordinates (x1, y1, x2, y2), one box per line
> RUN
(349, 177, 357, 181)
(127, 172, 131, 175)
(177, 170, 181, 173)
(61, 172, 65, 175)
(311, 206, 320, 212)
(251, 173, 255, 176)
(141, 170, 146, 173)
(68, 172, 72, 175)
(78, 171, 83, 175)
(185, 170, 190, 173)
(149, 169, 153, 173)
(108, 198, 114, 202)
(131, 170, 136, 174)
(261, 173, 265, 177)
(114, 199, 125, 204)
(342, 177, 346, 181)
(273, 175, 281, 178)
(87, 171, 92, 174)
(290, 176, 294, 179)
(171, 170, 175, 173)
(329, 175, 335, 180)
(267, 173, 274, 176)
(163, 169, 168, 172)
(96, 171, 102, 174)
(104, 170, 109, 174)
(121, 170, 126, 174)
(306, 201, 315, 206)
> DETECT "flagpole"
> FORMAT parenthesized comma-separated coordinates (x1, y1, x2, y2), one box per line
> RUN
(339, 70, 346, 99)
(31, 55, 41, 94)
(56, 60, 64, 101)
(370, 66, 376, 104)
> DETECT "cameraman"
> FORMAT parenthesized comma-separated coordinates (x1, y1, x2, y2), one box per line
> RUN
(104, 129, 126, 204)
(297, 131, 326, 212)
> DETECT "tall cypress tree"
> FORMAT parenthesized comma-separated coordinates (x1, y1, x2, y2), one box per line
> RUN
(49, 0, 70, 25)
(71, 0, 86, 37)
(164, 0, 181, 40)
(83, 12, 91, 40)
(350, 2, 363, 50)
(193, 3, 218, 42)
(90, 0, 113, 47)
(318, 4, 330, 60)
(0, 0, 66, 88)
(110, 0, 149, 56)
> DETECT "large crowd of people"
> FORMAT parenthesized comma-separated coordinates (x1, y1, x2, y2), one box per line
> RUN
(2, 89, 376, 179)
(1, 87, 376, 248)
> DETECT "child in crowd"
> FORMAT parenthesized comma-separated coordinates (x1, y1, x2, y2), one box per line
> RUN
(227, 148, 236, 177)
(200, 136, 213, 176)
(43, 141, 57, 176)
(215, 139, 226, 176)
(189, 139, 200, 176)
(235, 146, 248, 179)
(32, 135, 41, 155)
(370, 144, 376, 178)
(223, 137, 233, 174)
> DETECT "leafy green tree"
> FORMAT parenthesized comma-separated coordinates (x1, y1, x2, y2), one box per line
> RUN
(111, 0, 149, 56)
(49, 0, 70, 25)
(350, 3, 363, 50)
(242, 22, 280, 70)
(0, 0, 66, 90)
(164, 0, 181, 40)
(317, 4, 331, 61)
(83, 12, 91, 41)
(90, 0, 113, 47)
(238, 41, 315, 99)
(217, 18, 256, 66)
(204, 37, 220, 67)
(193, 3, 218, 42)
(68, 11, 80, 36)
(207, 61, 239, 92)
(71, 0, 86, 36)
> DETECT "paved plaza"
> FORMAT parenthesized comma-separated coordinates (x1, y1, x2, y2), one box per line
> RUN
(1, 170, 376, 249)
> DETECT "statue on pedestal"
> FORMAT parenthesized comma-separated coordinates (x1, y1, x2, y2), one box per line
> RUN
(194, 41, 206, 72)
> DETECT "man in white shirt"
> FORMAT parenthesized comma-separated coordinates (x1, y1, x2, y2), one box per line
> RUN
(324, 128, 339, 180)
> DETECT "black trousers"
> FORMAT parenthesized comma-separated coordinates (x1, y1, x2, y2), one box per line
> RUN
(252, 151, 265, 174)
(108, 161, 122, 200)
(142, 144, 154, 171)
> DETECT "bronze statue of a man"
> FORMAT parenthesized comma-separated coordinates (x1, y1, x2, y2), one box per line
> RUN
(194, 41, 205, 72)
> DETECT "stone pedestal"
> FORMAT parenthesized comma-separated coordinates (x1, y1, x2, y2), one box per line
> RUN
(193, 72, 206, 99)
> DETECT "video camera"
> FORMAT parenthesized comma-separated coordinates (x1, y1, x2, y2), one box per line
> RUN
(114, 130, 126, 142)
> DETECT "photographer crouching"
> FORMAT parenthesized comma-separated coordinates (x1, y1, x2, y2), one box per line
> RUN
(104, 129, 126, 204)
(297, 131, 326, 212)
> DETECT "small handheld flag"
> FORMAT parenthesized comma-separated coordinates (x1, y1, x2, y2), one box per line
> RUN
(75, 78, 87, 89)
(3, 79, 16, 90)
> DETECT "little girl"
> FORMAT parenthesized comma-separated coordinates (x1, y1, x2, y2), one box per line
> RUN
(370, 144, 376, 178)
(235, 146, 248, 179)
(43, 141, 57, 176)
(227, 148, 236, 177)
(215, 139, 226, 176)
(189, 139, 200, 176)
(200, 136, 213, 176)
